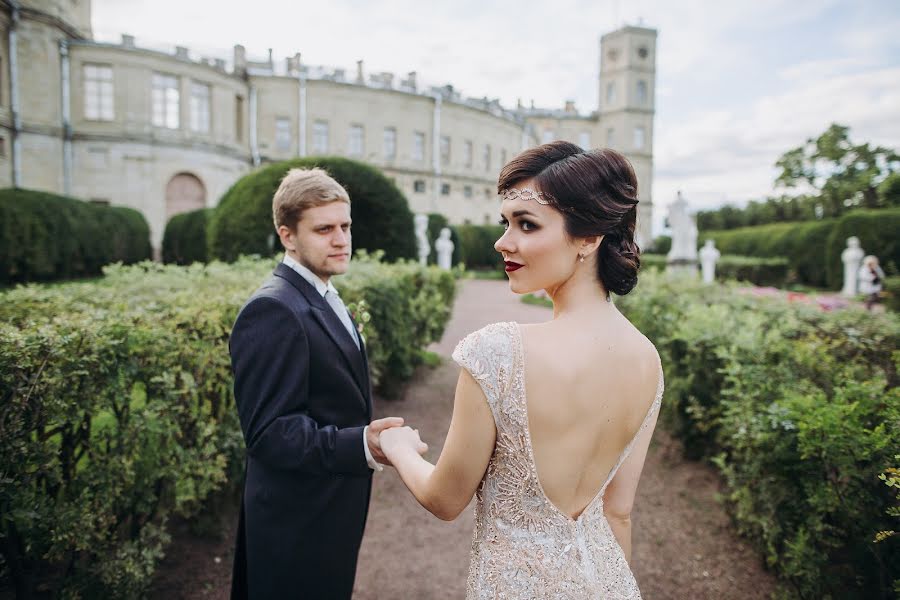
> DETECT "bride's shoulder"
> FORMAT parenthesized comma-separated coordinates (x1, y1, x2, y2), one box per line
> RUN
(452, 321, 518, 360)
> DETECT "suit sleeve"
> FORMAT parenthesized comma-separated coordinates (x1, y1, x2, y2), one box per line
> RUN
(230, 295, 370, 475)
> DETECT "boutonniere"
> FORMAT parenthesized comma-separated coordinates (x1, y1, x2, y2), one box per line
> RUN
(346, 299, 372, 338)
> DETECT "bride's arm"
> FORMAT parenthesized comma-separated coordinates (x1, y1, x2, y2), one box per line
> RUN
(602, 408, 659, 564)
(380, 369, 496, 521)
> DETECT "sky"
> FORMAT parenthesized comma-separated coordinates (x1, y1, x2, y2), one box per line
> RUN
(92, 0, 900, 235)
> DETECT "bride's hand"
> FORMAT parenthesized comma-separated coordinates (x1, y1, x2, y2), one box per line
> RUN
(379, 426, 428, 460)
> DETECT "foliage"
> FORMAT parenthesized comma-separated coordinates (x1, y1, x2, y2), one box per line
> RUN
(776, 123, 900, 215)
(162, 208, 212, 265)
(824, 209, 900, 289)
(646, 235, 671, 255)
(208, 156, 416, 262)
(703, 208, 900, 289)
(697, 124, 899, 231)
(0, 188, 152, 285)
(616, 272, 900, 598)
(426, 213, 461, 266)
(885, 276, 900, 313)
(0, 255, 454, 597)
(639, 254, 787, 286)
(455, 224, 505, 271)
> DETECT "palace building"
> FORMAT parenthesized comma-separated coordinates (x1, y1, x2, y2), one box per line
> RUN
(0, 0, 656, 255)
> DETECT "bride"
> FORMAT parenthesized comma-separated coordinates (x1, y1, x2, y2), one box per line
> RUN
(380, 141, 663, 599)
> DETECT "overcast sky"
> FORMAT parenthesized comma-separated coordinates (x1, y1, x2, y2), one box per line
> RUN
(92, 0, 900, 235)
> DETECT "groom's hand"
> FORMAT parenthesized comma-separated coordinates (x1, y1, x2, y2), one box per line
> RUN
(367, 417, 409, 466)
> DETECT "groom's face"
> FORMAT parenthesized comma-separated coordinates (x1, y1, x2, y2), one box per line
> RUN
(289, 201, 352, 283)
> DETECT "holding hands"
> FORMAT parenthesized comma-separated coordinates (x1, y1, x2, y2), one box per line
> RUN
(379, 426, 428, 463)
(367, 417, 427, 466)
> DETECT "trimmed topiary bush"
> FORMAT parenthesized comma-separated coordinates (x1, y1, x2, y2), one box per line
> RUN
(208, 157, 416, 262)
(162, 208, 212, 265)
(455, 224, 504, 271)
(0, 188, 151, 285)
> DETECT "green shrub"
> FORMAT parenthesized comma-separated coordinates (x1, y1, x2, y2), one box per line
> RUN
(646, 235, 671, 255)
(825, 209, 900, 288)
(208, 157, 416, 262)
(884, 276, 900, 312)
(617, 272, 900, 597)
(0, 188, 151, 284)
(716, 255, 789, 287)
(455, 224, 504, 271)
(426, 213, 461, 266)
(162, 208, 212, 265)
(0, 254, 454, 597)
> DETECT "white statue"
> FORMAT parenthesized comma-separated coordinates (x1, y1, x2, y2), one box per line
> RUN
(699, 239, 721, 284)
(841, 236, 864, 296)
(414, 213, 430, 266)
(435, 227, 455, 270)
(666, 191, 698, 276)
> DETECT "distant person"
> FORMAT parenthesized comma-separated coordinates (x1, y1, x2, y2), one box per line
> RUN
(379, 142, 663, 598)
(858, 254, 886, 311)
(228, 168, 422, 599)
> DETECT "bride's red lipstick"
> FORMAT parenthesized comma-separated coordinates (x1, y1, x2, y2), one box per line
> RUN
(504, 261, 523, 272)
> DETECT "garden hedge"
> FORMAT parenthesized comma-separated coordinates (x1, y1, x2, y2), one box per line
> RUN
(455, 223, 505, 271)
(162, 208, 211, 265)
(617, 272, 900, 597)
(0, 254, 454, 598)
(0, 188, 151, 284)
(208, 157, 416, 262)
(641, 255, 788, 287)
(702, 208, 900, 289)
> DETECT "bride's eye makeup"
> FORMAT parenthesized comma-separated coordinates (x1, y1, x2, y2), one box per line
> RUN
(499, 217, 538, 232)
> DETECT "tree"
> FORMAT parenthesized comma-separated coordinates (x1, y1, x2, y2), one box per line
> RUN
(775, 123, 900, 217)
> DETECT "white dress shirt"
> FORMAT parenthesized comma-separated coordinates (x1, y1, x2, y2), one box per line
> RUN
(282, 254, 382, 472)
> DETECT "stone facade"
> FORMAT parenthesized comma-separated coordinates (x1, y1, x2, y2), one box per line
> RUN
(0, 0, 657, 253)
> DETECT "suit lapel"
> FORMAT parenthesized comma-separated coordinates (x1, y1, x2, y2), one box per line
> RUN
(274, 264, 369, 408)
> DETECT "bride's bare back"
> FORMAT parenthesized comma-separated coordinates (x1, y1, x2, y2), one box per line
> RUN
(521, 311, 660, 520)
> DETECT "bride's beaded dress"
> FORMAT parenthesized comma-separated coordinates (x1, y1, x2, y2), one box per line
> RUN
(453, 322, 663, 600)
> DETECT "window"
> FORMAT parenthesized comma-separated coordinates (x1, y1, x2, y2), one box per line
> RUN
(606, 127, 615, 146)
(440, 136, 450, 165)
(605, 82, 615, 105)
(152, 73, 179, 129)
(483, 144, 491, 172)
(0, 136, 5, 157)
(633, 126, 645, 149)
(636, 80, 648, 105)
(84, 63, 114, 121)
(275, 117, 292, 151)
(414, 179, 426, 193)
(578, 132, 591, 149)
(89, 198, 110, 206)
(413, 131, 426, 162)
(383, 127, 397, 160)
(348, 124, 364, 156)
(541, 130, 554, 144)
(441, 183, 450, 195)
(189, 81, 210, 132)
(313, 120, 329, 154)
(464, 185, 473, 198)
(235, 95, 244, 142)
(464, 140, 473, 168)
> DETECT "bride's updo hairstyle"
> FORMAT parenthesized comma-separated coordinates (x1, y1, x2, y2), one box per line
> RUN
(497, 141, 641, 296)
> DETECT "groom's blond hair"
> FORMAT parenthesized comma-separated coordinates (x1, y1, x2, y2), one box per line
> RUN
(273, 167, 350, 232)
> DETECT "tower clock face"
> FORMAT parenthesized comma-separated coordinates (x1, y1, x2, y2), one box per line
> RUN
(637, 46, 649, 59)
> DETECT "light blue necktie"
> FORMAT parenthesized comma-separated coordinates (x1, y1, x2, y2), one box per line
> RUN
(324, 289, 360, 349)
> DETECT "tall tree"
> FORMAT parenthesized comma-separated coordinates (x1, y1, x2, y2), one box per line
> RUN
(775, 123, 900, 217)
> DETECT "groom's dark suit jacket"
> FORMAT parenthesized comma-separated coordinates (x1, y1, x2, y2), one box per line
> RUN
(229, 262, 373, 600)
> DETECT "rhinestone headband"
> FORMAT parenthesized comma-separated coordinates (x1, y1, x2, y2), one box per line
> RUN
(500, 187, 557, 205)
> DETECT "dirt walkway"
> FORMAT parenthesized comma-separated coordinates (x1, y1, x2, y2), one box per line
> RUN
(150, 279, 778, 599)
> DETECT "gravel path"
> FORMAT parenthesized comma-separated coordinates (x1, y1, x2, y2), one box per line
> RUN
(150, 279, 778, 599)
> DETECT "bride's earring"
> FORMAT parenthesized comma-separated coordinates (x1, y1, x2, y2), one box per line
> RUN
(579, 253, 585, 263)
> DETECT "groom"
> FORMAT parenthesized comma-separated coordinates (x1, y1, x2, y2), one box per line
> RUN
(229, 168, 417, 599)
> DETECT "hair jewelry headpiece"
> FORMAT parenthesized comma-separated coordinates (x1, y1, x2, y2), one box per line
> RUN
(500, 187, 556, 205)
